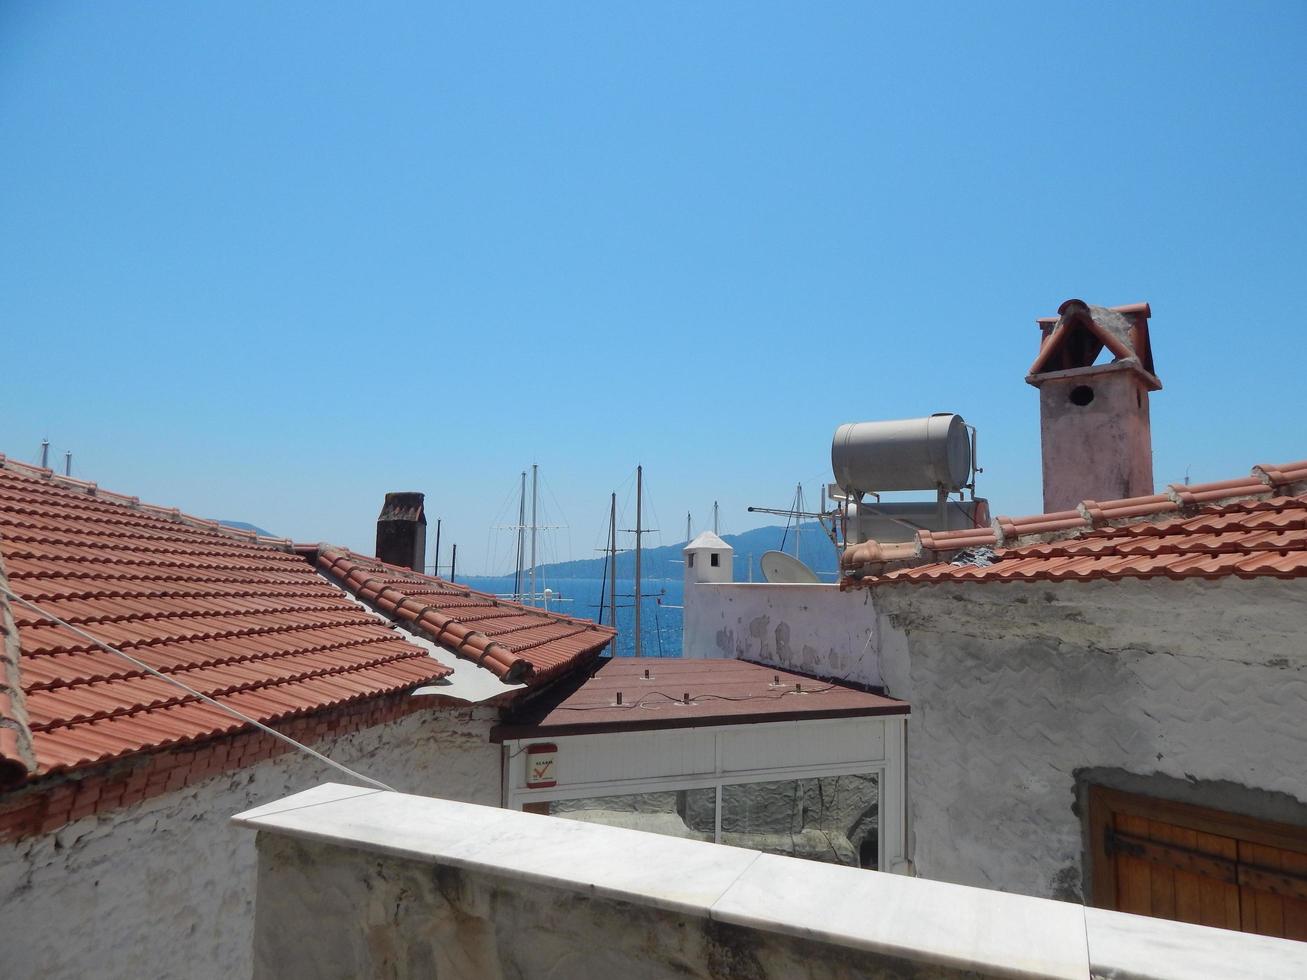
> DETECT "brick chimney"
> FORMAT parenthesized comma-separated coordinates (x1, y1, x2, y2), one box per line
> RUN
(375, 492, 427, 572)
(1027, 300, 1161, 513)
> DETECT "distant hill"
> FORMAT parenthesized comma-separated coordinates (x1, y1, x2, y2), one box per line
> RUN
(523, 522, 838, 583)
(216, 519, 274, 537)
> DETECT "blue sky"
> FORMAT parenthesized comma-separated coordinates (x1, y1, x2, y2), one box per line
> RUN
(3, 2, 1304, 574)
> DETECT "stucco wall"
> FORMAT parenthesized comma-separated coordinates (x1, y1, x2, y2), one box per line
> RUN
(0, 705, 500, 980)
(682, 582, 883, 687)
(874, 577, 1307, 900)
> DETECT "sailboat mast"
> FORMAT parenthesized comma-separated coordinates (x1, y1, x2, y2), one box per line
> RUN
(530, 463, 538, 607)
(634, 464, 643, 657)
(713, 501, 719, 535)
(686, 512, 691, 542)
(514, 471, 526, 600)
(794, 483, 802, 558)
(609, 492, 618, 632)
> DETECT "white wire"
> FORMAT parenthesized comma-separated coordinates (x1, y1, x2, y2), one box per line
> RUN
(0, 586, 396, 792)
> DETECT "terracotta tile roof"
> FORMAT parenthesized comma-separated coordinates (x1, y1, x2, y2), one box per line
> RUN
(315, 549, 616, 687)
(846, 458, 1307, 586)
(0, 457, 452, 785)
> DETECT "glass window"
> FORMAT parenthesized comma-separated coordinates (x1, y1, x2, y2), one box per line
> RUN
(710, 553, 719, 567)
(547, 788, 716, 843)
(688, 553, 695, 568)
(720, 773, 879, 869)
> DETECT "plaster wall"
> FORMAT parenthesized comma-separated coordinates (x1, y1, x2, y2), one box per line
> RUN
(874, 576, 1307, 901)
(1037, 370, 1154, 513)
(682, 582, 883, 687)
(0, 706, 500, 980)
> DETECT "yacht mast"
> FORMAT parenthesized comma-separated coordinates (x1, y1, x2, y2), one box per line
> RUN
(609, 492, 618, 630)
(514, 471, 526, 600)
(634, 465, 643, 656)
(530, 463, 538, 607)
(794, 483, 802, 558)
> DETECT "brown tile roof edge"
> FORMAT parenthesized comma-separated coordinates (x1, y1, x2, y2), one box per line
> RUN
(313, 548, 617, 687)
(842, 457, 1307, 589)
(489, 657, 909, 741)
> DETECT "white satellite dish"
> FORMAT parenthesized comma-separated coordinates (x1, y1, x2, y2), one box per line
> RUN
(761, 550, 820, 584)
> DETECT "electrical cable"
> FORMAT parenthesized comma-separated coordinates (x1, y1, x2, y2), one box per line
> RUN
(556, 685, 839, 711)
(0, 587, 396, 792)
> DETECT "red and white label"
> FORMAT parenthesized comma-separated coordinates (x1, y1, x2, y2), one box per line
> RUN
(525, 742, 558, 789)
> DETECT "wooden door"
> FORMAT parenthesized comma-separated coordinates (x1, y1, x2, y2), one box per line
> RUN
(1089, 786, 1307, 940)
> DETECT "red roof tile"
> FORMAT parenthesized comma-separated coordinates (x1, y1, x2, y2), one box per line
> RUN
(315, 549, 615, 687)
(0, 457, 452, 784)
(845, 459, 1307, 587)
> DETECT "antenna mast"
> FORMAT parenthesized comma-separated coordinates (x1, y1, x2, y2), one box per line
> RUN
(39, 439, 49, 469)
(713, 501, 719, 535)
(64, 452, 72, 477)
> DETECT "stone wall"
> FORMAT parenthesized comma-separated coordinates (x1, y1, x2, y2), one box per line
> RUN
(874, 576, 1307, 900)
(0, 706, 500, 980)
(682, 582, 882, 687)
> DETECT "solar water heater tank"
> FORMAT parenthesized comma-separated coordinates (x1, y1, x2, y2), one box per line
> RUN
(831, 413, 972, 493)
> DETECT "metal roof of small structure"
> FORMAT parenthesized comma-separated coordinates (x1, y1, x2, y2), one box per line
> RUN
(491, 657, 908, 740)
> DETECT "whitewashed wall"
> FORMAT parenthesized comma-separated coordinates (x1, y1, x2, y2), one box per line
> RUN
(682, 582, 883, 687)
(0, 705, 501, 980)
(875, 576, 1307, 900)
(681, 573, 1307, 903)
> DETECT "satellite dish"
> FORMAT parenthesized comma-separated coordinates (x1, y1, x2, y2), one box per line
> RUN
(761, 550, 820, 584)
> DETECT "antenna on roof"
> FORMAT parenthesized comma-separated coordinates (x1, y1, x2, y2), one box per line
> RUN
(39, 439, 49, 469)
(64, 452, 72, 477)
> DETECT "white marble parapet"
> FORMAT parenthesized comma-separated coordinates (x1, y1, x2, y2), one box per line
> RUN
(235, 783, 1307, 980)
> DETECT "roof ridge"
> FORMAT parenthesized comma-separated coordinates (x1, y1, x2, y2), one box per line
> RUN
(0, 454, 297, 553)
(914, 457, 1307, 557)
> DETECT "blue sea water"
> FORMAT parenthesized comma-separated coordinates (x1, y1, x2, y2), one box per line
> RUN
(459, 574, 684, 658)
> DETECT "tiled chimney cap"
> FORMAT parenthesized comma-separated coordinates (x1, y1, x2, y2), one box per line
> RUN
(1027, 299, 1159, 389)
(377, 492, 426, 524)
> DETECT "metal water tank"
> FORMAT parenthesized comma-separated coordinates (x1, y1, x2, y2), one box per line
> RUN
(831, 414, 972, 493)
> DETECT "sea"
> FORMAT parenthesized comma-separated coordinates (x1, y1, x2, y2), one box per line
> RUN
(459, 574, 685, 659)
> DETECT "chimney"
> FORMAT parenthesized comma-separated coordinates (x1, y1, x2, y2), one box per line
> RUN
(375, 492, 427, 572)
(1027, 300, 1161, 513)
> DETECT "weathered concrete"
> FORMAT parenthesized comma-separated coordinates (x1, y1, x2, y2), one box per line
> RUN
(875, 576, 1307, 900)
(239, 785, 1307, 980)
(1033, 363, 1156, 514)
(683, 582, 882, 687)
(0, 707, 499, 980)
